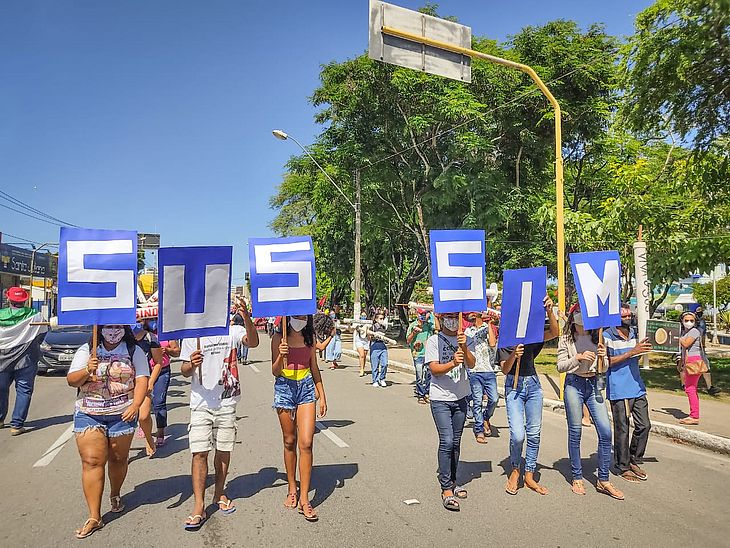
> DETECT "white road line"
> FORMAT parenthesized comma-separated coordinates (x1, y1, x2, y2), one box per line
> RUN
(248, 363, 260, 373)
(33, 424, 74, 468)
(315, 421, 349, 448)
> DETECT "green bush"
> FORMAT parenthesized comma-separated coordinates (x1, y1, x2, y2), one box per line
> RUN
(666, 309, 681, 321)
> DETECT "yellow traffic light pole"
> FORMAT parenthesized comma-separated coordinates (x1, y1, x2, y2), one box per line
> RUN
(381, 25, 567, 397)
(380, 26, 566, 319)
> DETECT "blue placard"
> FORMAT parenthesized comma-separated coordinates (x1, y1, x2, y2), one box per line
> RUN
(249, 236, 317, 318)
(570, 250, 622, 330)
(58, 227, 137, 325)
(498, 267, 547, 348)
(157, 246, 232, 341)
(430, 229, 487, 313)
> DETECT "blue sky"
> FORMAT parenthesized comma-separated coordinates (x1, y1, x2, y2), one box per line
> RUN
(0, 0, 650, 281)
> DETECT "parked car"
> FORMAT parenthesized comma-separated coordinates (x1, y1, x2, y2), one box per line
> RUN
(38, 326, 93, 374)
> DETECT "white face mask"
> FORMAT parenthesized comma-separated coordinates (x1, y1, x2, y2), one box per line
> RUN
(683, 320, 695, 329)
(101, 326, 125, 346)
(573, 312, 583, 327)
(375, 318, 388, 329)
(289, 318, 307, 332)
(441, 317, 459, 332)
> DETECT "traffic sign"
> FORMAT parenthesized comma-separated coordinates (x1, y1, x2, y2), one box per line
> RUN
(368, 0, 472, 83)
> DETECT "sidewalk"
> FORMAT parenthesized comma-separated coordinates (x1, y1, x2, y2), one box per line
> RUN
(340, 333, 730, 454)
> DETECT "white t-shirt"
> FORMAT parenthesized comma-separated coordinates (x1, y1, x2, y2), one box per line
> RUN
(425, 333, 475, 401)
(180, 329, 245, 410)
(69, 342, 150, 415)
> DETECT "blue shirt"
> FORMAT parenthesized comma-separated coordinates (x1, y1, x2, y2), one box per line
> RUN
(603, 326, 647, 401)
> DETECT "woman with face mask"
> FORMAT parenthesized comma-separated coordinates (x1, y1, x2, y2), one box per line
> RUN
(678, 312, 706, 425)
(557, 305, 624, 499)
(271, 315, 327, 521)
(425, 312, 476, 510)
(369, 312, 390, 387)
(66, 325, 150, 539)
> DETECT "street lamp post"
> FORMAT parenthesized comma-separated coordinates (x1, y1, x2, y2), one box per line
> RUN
(272, 130, 363, 320)
(29, 242, 53, 311)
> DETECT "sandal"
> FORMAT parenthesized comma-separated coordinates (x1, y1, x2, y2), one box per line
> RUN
(298, 502, 319, 522)
(475, 433, 488, 444)
(453, 486, 467, 499)
(75, 517, 104, 539)
(442, 495, 460, 511)
(184, 514, 207, 531)
(629, 464, 648, 481)
(484, 422, 492, 437)
(505, 480, 519, 496)
(110, 495, 125, 513)
(284, 492, 298, 509)
(217, 497, 236, 515)
(679, 417, 699, 426)
(155, 436, 166, 448)
(417, 397, 427, 404)
(571, 480, 586, 495)
(620, 471, 642, 484)
(597, 481, 625, 500)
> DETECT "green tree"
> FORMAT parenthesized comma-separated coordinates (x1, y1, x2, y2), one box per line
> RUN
(620, 0, 730, 151)
(693, 276, 730, 308)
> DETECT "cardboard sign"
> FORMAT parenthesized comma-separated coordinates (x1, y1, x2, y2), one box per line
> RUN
(157, 246, 232, 341)
(249, 236, 317, 318)
(57, 227, 137, 325)
(429, 229, 486, 313)
(646, 319, 681, 354)
(498, 267, 547, 348)
(570, 250, 622, 331)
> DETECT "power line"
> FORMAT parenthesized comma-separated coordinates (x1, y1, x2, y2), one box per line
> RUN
(0, 202, 68, 227)
(0, 189, 80, 227)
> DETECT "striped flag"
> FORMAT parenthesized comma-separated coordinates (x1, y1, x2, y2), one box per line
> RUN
(0, 308, 48, 367)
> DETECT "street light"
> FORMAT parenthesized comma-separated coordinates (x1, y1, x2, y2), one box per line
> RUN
(272, 130, 363, 320)
(29, 242, 54, 313)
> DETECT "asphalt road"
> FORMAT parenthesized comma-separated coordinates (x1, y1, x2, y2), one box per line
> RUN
(1, 336, 729, 547)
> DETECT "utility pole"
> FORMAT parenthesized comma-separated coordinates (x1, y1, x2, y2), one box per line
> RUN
(353, 169, 362, 320)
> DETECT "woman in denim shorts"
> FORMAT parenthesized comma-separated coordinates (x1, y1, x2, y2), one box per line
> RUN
(67, 325, 150, 539)
(271, 315, 327, 522)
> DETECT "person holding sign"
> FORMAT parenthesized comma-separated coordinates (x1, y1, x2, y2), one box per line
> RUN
(179, 304, 259, 531)
(425, 312, 476, 511)
(603, 304, 652, 484)
(557, 304, 624, 500)
(66, 325, 150, 539)
(498, 295, 559, 496)
(271, 315, 327, 522)
(407, 309, 435, 404)
(464, 310, 499, 441)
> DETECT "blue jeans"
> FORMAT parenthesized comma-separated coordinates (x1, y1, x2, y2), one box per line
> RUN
(430, 398, 468, 490)
(505, 374, 543, 473)
(468, 371, 498, 435)
(564, 374, 612, 481)
(237, 343, 249, 363)
(413, 356, 430, 397)
(370, 347, 388, 383)
(0, 363, 38, 428)
(152, 367, 171, 429)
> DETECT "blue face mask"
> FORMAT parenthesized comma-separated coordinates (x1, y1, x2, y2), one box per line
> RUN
(147, 320, 157, 332)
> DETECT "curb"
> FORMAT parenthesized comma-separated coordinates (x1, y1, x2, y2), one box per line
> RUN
(342, 350, 730, 456)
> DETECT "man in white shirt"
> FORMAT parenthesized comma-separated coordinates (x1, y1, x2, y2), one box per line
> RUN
(179, 300, 258, 530)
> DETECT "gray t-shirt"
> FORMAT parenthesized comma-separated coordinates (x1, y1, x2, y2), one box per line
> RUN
(683, 327, 702, 358)
(425, 333, 475, 401)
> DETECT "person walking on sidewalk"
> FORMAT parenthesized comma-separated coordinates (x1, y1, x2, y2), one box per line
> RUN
(464, 310, 499, 443)
(179, 305, 259, 531)
(604, 304, 652, 484)
(678, 312, 706, 425)
(499, 295, 559, 496)
(407, 309, 434, 404)
(694, 307, 720, 396)
(271, 315, 327, 522)
(557, 304, 624, 500)
(425, 312, 476, 511)
(0, 287, 47, 436)
(369, 311, 389, 387)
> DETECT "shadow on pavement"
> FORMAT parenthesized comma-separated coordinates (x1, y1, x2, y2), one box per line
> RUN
(457, 460, 492, 487)
(226, 466, 285, 500)
(541, 373, 561, 398)
(552, 455, 599, 486)
(24, 413, 73, 431)
(317, 419, 354, 429)
(129, 423, 190, 463)
(310, 462, 359, 507)
(657, 407, 688, 419)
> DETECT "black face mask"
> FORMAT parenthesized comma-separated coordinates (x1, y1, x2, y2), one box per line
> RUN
(621, 318, 632, 328)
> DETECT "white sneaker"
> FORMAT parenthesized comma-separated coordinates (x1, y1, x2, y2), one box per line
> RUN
(372, 382, 379, 387)
(379, 380, 387, 387)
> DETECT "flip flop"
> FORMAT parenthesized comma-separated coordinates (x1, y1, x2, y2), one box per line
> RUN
(184, 514, 207, 531)
(505, 480, 519, 495)
(298, 502, 319, 522)
(75, 518, 104, 539)
(217, 497, 236, 515)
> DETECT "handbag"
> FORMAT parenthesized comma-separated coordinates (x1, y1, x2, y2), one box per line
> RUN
(683, 355, 709, 376)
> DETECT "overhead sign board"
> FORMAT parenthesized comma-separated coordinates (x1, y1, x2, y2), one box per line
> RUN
(368, 0, 472, 83)
(138, 233, 161, 250)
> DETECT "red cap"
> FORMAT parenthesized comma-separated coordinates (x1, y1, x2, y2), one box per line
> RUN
(568, 302, 580, 315)
(6, 286, 29, 304)
(416, 308, 427, 315)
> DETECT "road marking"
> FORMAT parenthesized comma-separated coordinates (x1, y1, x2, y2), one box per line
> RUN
(33, 424, 74, 468)
(248, 363, 260, 373)
(316, 421, 349, 448)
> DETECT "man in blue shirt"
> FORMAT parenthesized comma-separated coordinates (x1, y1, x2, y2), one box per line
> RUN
(604, 304, 652, 483)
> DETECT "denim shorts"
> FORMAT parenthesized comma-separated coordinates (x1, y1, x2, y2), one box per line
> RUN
(73, 410, 137, 438)
(273, 374, 316, 410)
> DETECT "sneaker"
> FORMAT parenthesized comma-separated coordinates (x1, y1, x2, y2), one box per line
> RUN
(372, 382, 379, 387)
(708, 386, 721, 396)
(379, 380, 387, 387)
(10, 427, 26, 436)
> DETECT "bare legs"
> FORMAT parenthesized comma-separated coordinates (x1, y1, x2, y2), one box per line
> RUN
(357, 348, 366, 376)
(138, 396, 155, 456)
(277, 403, 317, 509)
(108, 434, 133, 499)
